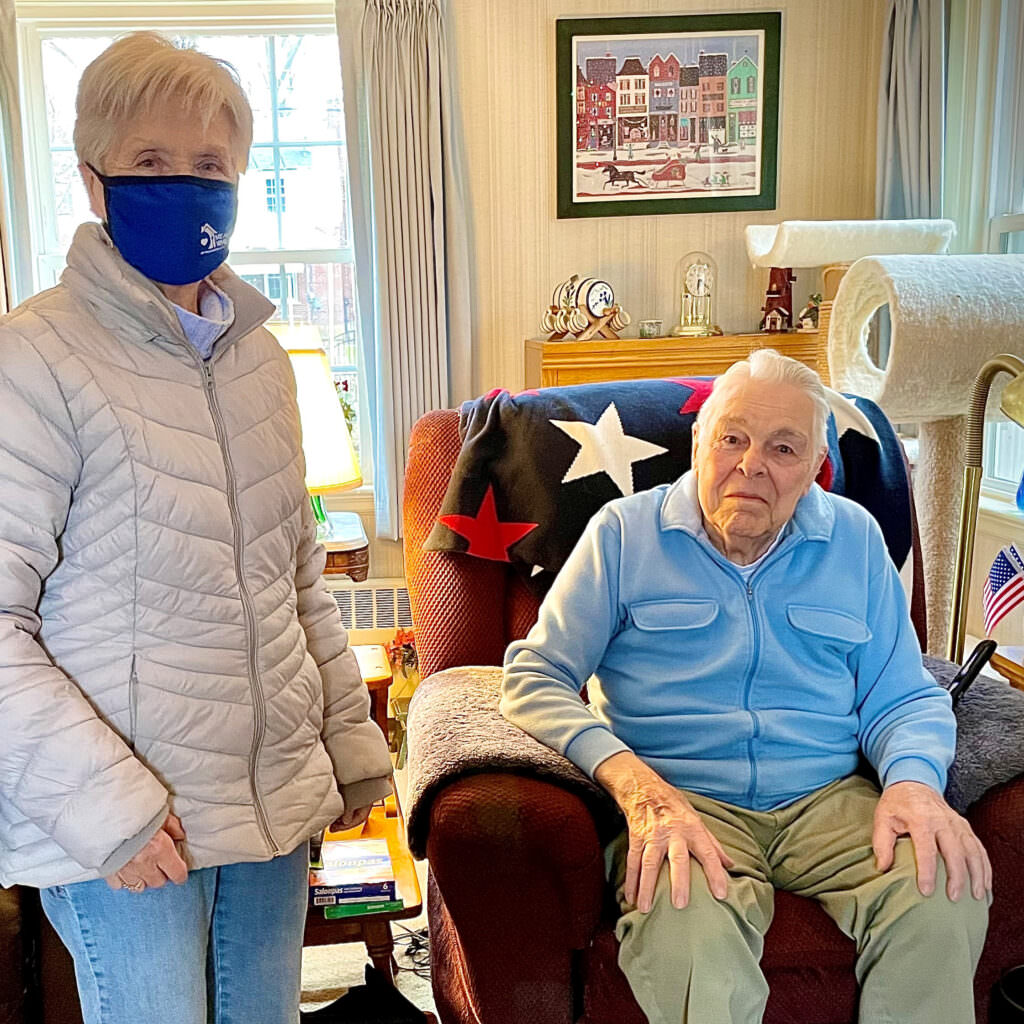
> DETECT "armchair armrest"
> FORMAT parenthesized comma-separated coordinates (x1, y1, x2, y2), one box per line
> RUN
(922, 656, 1024, 813)
(406, 667, 624, 1024)
(405, 666, 622, 859)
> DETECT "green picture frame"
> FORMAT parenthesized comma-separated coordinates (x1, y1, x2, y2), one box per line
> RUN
(556, 12, 781, 219)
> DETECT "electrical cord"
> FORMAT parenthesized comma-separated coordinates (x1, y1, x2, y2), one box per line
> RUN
(393, 924, 431, 979)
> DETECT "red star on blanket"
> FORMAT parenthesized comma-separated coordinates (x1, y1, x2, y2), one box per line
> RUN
(665, 377, 714, 414)
(439, 484, 538, 561)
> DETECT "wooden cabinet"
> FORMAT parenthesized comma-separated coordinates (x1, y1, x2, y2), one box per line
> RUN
(524, 331, 829, 389)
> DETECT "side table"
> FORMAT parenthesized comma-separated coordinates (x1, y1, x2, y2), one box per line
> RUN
(302, 798, 423, 983)
(322, 511, 370, 581)
(351, 643, 392, 739)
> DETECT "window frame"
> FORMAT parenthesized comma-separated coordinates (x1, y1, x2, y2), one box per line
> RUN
(15, 2, 375, 497)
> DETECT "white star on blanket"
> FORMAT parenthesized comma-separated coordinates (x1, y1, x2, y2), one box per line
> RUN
(551, 402, 668, 496)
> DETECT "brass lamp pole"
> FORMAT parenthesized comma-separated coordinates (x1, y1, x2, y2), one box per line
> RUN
(947, 354, 1024, 663)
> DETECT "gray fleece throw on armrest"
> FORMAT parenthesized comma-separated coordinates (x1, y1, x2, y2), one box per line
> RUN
(405, 661, 1024, 858)
(924, 655, 1024, 813)
(404, 666, 622, 858)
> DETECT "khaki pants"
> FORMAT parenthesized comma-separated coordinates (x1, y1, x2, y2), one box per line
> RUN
(606, 775, 989, 1024)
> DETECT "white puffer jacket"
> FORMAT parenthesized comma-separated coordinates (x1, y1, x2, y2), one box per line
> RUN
(0, 224, 392, 888)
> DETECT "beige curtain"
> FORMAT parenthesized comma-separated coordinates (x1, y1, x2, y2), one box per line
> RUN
(0, 0, 31, 310)
(337, 0, 473, 540)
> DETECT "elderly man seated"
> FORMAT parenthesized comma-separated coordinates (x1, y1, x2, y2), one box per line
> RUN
(501, 350, 990, 1024)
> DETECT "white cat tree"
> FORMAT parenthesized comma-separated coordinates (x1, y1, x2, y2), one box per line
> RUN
(829, 252, 1024, 654)
(743, 221, 1024, 654)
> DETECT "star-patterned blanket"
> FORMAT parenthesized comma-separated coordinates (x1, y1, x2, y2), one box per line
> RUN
(424, 378, 912, 593)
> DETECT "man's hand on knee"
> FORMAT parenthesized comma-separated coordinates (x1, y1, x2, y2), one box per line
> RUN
(596, 751, 733, 913)
(872, 781, 992, 901)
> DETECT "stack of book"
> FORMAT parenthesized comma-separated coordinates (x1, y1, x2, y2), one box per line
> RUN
(309, 836, 403, 919)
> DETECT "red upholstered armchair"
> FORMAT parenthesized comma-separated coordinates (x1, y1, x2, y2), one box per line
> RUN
(402, 403, 1024, 1024)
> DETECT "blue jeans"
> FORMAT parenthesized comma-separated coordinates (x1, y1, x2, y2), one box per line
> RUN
(40, 842, 309, 1024)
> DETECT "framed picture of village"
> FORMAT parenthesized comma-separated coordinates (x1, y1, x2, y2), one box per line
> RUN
(556, 12, 781, 218)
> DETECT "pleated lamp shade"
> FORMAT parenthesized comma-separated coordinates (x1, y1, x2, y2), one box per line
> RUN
(286, 345, 362, 494)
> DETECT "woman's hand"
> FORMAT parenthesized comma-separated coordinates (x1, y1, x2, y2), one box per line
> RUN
(330, 804, 373, 832)
(106, 813, 188, 893)
(596, 751, 732, 912)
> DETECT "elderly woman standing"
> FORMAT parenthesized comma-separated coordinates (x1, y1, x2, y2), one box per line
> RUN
(0, 32, 392, 1023)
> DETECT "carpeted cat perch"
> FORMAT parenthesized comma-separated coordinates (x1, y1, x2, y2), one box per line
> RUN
(828, 253, 1024, 653)
(744, 219, 956, 379)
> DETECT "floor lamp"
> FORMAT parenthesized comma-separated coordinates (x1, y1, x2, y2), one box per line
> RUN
(948, 354, 1024, 663)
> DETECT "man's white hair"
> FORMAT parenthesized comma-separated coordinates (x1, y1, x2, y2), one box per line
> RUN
(74, 32, 253, 172)
(695, 349, 830, 452)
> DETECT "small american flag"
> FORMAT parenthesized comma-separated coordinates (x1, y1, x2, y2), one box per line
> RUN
(983, 544, 1024, 635)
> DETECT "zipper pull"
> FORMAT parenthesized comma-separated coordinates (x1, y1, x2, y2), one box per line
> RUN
(202, 362, 214, 388)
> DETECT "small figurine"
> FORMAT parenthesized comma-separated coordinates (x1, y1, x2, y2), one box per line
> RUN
(797, 292, 822, 332)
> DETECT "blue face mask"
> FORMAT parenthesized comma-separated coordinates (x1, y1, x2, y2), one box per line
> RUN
(88, 164, 238, 286)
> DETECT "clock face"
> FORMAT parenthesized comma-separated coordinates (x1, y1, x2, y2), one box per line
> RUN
(586, 280, 615, 316)
(685, 262, 713, 296)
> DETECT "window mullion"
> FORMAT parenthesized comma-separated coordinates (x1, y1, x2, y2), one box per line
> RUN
(18, 22, 60, 288)
(267, 36, 284, 248)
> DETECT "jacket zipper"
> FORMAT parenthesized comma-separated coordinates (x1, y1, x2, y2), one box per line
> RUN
(199, 359, 278, 854)
(128, 654, 138, 749)
(742, 581, 761, 805)
(703, 536, 800, 808)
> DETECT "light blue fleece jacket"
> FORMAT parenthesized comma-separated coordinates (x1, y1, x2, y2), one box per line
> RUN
(501, 471, 955, 810)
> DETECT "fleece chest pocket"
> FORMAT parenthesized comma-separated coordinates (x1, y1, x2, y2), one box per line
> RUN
(629, 599, 719, 632)
(786, 605, 872, 652)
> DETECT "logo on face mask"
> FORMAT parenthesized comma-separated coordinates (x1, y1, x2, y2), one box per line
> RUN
(200, 223, 228, 255)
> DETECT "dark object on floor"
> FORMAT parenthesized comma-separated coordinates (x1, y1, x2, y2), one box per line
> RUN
(300, 965, 429, 1023)
(992, 965, 1024, 1023)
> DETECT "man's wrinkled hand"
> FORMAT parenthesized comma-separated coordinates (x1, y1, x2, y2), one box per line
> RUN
(596, 751, 732, 913)
(330, 804, 373, 832)
(873, 781, 991, 901)
(106, 813, 188, 892)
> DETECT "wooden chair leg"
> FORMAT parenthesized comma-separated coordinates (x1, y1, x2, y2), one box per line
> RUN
(360, 918, 396, 984)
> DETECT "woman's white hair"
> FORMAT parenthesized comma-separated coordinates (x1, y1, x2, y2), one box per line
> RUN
(74, 32, 253, 172)
(695, 348, 830, 452)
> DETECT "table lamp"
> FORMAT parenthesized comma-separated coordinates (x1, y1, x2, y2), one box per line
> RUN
(277, 331, 362, 541)
(948, 354, 1024, 663)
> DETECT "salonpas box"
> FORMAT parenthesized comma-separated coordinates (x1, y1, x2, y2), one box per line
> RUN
(309, 837, 397, 907)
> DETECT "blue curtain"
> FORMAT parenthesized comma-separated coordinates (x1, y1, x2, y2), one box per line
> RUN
(877, 0, 946, 219)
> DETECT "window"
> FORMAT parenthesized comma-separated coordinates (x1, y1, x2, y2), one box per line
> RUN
(962, 4, 1024, 497)
(747, 75, 756, 93)
(265, 176, 286, 213)
(731, 78, 740, 94)
(18, 12, 370, 475)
